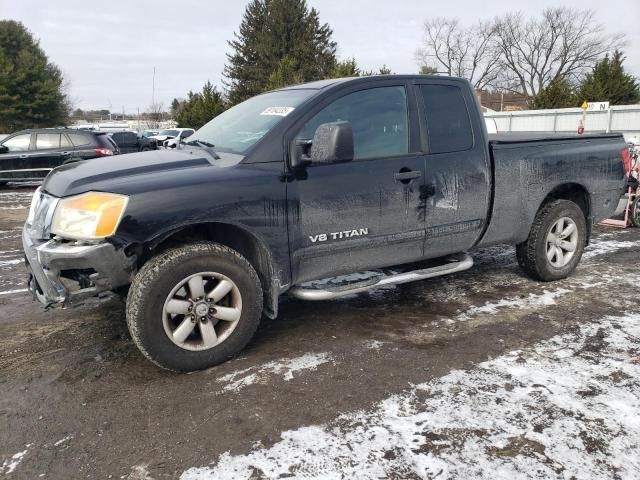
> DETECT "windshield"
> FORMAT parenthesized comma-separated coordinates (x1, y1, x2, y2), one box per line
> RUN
(159, 129, 178, 136)
(186, 89, 315, 155)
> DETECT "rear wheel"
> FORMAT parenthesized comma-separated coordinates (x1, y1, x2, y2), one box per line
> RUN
(516, 199, 586, 281)
(126, 242, 263, 372)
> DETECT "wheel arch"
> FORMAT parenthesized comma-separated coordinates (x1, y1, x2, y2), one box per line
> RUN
(142, 222, 280, 319)
(539, 182, 592, 241)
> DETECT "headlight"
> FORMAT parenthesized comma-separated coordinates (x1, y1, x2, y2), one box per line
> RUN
(51, 192, 129, 240)
(26, 187, 42, 224)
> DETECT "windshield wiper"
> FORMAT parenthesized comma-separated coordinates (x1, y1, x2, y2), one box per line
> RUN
(184, 140, 221, 160)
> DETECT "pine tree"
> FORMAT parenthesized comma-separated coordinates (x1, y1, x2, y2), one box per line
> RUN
(331, 58, 361, 78)
(529, 77, 577, 109)
(578, 51, 640, 105)
(0, 21, 69, 132)
(175, 82, 226, 129)
(224, 0, 337, 105)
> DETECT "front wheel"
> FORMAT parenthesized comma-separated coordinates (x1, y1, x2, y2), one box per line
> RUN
(126, 242, 263, 372)
(516, 199, 587, 282)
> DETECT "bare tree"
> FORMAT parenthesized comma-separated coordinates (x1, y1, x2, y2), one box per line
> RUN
(493, 8, 624, 97)
(416, 18, 501, 89)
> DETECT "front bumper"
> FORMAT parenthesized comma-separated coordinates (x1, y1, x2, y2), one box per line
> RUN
(22, 226, 136, 305)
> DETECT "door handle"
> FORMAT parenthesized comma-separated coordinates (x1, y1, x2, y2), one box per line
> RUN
(394, 170, 422, 183)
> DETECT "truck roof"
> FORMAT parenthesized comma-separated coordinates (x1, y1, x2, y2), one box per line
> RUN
(276, 74, 464, 92)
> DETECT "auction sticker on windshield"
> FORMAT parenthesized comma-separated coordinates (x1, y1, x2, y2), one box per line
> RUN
(260, 106, 295, 116)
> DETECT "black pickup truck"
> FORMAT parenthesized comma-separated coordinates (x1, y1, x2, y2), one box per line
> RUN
(22, 75, 626, 371)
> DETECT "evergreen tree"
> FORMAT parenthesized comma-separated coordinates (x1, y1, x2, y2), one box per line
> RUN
(0, 20, 69, 132)
(170, 98, 182, 118)
(175, 82, 226, 129)
(224, 0, 337, 104)
(529, 77, 577, 109)
(578, 51, 640, 105)
(330, 58, 361, 78)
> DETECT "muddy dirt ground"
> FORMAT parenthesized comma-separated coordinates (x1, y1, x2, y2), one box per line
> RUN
(1, 186, 639, 479)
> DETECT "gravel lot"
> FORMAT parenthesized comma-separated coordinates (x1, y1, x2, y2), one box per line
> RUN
(1, 186, 639, 479)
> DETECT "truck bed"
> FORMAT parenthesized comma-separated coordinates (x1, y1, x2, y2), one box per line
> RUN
(477, 133, 626, 248)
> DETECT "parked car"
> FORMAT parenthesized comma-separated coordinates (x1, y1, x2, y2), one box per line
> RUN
(164, 129, 195, 148)
(108, 131, 157, 154)
(23, 75, 626, 372)
(149, 128, 194, 148)
(0, 128, 119, 185)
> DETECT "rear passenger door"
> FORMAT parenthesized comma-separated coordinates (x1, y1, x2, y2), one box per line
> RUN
(415, 80, 491, 256)
(33, 132, 71, 169)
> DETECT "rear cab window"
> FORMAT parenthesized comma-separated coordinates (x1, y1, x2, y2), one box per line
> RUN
(419, 84, 473, 154)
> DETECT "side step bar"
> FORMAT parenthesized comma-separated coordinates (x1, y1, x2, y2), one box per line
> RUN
(290, 253, 473, 301)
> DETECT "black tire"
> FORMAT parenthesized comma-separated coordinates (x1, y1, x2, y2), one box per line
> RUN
(126, 242, 263, 372)
(0, 181, 7, 187)
(516, 199, 587, 282)
(630, 196, 640, 228)
(141, 147, 150, 152)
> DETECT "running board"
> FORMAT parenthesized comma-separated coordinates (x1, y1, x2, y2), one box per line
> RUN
(290, 253, 473, 301)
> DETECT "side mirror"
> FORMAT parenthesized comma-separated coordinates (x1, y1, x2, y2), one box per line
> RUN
(0, 145, 8, 154)
(290, 121, 354, 168)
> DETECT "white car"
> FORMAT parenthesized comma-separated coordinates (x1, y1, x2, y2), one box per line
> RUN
(150, 128, 195, 148)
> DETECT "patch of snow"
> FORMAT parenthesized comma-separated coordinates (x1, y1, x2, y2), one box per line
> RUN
(363, 340, 385, 350)
(182, 314, 640, 480)
(456, 288, 572, 321)
(1, 448, 28, 475)
(0, 288, 28, 296)
(125, 464, 154, 480)
(53, 435, 73, 446)
(584, 239, 640, 258)
(0, 259, 21, 266)
(217, 353, 333, 393)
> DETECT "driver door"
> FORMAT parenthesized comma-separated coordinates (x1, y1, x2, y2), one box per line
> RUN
(286, 83, 426, 284)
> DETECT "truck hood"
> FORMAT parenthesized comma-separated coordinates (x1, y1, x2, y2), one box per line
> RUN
(42, 148, 242, 198)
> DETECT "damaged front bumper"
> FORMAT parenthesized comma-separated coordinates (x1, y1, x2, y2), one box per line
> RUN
(22, 226, 136, 306)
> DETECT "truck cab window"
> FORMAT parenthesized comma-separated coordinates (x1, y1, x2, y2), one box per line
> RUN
(419, 84, 473, 154)
(297, 86, 409, 160)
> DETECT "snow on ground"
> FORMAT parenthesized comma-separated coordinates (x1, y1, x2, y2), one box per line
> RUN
(183, 314, 640, 480)
(0, 447, 29, 475)
(216, 353, 334, 393)
(455, 288, 572, 321)
(584, 238, 640, 258)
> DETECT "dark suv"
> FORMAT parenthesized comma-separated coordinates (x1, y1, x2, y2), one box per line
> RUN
(108, 131, 158, 154)
(0, 128, 119, 185)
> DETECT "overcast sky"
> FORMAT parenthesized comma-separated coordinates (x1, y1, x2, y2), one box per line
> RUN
(2, 0, 639, 113)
